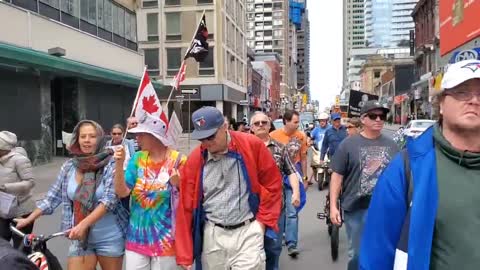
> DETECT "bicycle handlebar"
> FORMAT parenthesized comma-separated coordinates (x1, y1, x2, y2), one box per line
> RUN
(9, 223, 69, 244)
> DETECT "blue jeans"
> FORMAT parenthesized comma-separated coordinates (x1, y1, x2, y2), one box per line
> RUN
(284, 187, 298, 249)
(265, 206, 285, 270)
(344, 208, 367, 270)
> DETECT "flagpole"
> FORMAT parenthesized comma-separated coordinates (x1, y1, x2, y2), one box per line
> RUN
(122, 65, 147, 142)
(165, 9, 206, 108)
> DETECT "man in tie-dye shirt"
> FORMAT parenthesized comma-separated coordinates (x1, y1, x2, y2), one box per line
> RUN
(114, 113, 186, 270)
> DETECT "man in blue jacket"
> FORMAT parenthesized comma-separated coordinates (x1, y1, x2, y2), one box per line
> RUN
(360, 59, 480, 270)
(320, 113, 347, 163)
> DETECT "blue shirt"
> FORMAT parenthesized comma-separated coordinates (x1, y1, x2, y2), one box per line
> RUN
(320, 125, 348, 160)
(310, 125, 330, 150)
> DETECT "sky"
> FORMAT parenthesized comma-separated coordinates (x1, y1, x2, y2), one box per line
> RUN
(307, 1, 343, 110)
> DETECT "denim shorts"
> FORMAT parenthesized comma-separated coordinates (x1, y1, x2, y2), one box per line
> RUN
(68, 235, 125, 258)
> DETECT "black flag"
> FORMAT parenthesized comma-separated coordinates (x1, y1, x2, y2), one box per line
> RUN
(185, 14, 209, 62)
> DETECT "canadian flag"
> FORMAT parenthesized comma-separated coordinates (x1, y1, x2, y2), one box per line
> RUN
(170, 60, 186, 91)
(133, 71, 169, 126)
(131, 70, 183, 146)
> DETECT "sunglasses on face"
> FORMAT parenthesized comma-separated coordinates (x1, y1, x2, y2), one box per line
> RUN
(253, 120, 269, 127)
(444, 89, 480, 101)
(366, 113, 387, 121)
(199, 131, 218, 142)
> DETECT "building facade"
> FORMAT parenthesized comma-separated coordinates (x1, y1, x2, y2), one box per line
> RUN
(0, 0, 151, 164)
(343, 0, 366, 86)
(365, 0, 417, 48)
(246, 0, 292, 97)
(254, 53, 282, 119)
(138, 0, 248, 126)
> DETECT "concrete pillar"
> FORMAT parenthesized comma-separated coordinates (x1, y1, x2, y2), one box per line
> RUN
(232, 103, 238, 120)
(216, 100, 223, 113)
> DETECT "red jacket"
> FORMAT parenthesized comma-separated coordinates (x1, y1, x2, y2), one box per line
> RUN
(175, 131, 282, 266)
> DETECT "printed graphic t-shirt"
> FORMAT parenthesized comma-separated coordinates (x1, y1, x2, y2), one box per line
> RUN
(124, 150, 187, 257)
(270, 128, 308, 164)
(330, 134, 399, 212)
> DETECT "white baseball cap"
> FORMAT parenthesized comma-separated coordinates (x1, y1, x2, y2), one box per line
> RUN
(441, 59, 480, 90)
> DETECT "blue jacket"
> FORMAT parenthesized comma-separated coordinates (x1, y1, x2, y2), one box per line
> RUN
(310, 125, 330, 150)
(360, 127, 438, 270)
(320, 125, 347, 160)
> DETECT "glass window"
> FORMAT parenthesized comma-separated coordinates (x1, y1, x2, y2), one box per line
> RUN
(166, 48, 182, 76)
(143, 0, 158, 7)
(199, 47, 214, 76)
(118, 8, 125, 37)
(88, 0, 96, 24)
(103, 0, 112, 31)
(130, 13, 137, 41)
(144, 49, 160, 75)
(197, 0, 212, 3)
(62, 0, 79, 16)
(166, 13, 181, 41)
(165, 0, 179, 5)
(147, 13, 159, 41)
(40, 0, 59, 9)
(112, 4, 119, 34)
(125, 12, 132, 40)
(97, 0, 104, 28)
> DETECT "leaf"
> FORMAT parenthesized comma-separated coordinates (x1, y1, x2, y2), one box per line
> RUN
(142, 95, 159, 114)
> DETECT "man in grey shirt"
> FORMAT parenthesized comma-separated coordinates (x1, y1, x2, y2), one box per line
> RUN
(329, 100, 399, 270)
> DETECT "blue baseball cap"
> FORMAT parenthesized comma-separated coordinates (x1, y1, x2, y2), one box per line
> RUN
(331, 113, 341, 120)
(191, 106, 225, 140)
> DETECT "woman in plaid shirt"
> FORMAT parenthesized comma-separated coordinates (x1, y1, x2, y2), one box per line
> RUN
(15, 120, 129, 270)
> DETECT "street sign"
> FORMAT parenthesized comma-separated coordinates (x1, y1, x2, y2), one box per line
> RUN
(181, 89, 198, 95)
(175, 95, 184, 99)
(239, 100, 249, 106)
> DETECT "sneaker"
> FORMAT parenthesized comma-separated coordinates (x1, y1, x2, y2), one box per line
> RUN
(288, 246, 299, 257)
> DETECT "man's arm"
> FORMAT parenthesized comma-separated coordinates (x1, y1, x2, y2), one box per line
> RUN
(300, 134, 308, 183)
(329, 172, 343, 225)
(256, 141, 283, 231)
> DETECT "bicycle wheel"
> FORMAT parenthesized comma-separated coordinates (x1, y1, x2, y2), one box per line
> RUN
(318, 172, 324, 190)
(44, 248, 63, 270)
(330, 225, 339, 261)
(327, 224, 332, 236)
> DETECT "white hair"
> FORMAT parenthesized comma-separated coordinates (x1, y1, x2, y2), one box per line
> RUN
(249, 111, 270, 126)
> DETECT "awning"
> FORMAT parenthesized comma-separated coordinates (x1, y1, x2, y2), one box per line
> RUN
(0, 42, 163, 89)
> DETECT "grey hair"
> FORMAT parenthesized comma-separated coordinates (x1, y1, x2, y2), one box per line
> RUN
(249, 111, 270, 126)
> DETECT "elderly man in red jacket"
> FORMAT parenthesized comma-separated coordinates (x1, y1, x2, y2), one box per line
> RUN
(176, 106, 282, 270)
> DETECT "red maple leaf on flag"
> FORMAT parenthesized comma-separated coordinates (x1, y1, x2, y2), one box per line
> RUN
(142, 95, 159, 114)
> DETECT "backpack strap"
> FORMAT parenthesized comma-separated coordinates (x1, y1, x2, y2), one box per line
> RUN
(402, 149, 413, 207)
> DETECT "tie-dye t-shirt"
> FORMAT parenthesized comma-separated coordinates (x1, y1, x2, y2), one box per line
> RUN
(124, 150, 187, 257)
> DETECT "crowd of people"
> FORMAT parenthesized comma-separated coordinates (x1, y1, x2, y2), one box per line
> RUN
(0, 59, 479, 270)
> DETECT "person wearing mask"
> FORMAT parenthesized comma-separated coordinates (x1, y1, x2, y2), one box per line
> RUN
(250, 112, 301, 270)
(346, 118, 362, 137)
(15, 120, 129, 270)
(270, 110, 308, 257)
(329, 101, 399, 270)
(113, 113, 186, 270)
(175, 106, 282, 270)
(0, 131, 35, 253)
(320, 113, 347, 164)
(106, 124, 135, 170)
(360, 59, 480, 269)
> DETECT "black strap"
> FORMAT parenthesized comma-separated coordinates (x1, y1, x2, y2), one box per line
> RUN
(402, 149, 413, 207)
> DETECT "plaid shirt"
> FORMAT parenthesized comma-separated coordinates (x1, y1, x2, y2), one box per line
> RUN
(266, 139, 296, 176)
(37, 159, 129, 235)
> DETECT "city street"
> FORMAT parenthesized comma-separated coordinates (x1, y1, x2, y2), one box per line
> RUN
(28, 128, 402, 269)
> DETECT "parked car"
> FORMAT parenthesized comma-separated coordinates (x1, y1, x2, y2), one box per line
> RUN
(403, 119, 436, 138)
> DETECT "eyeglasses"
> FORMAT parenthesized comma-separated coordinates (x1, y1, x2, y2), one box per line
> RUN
(199, 131, 218, 142)
(366, 113, 387, 121)
(444, 89, 480, 101)
(253, 120, 269, 127)
(111, 133, 123, 136)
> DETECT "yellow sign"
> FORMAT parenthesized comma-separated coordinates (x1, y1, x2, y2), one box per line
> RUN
(335, 95, 340, 105)
(302, 94, 308, 105)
